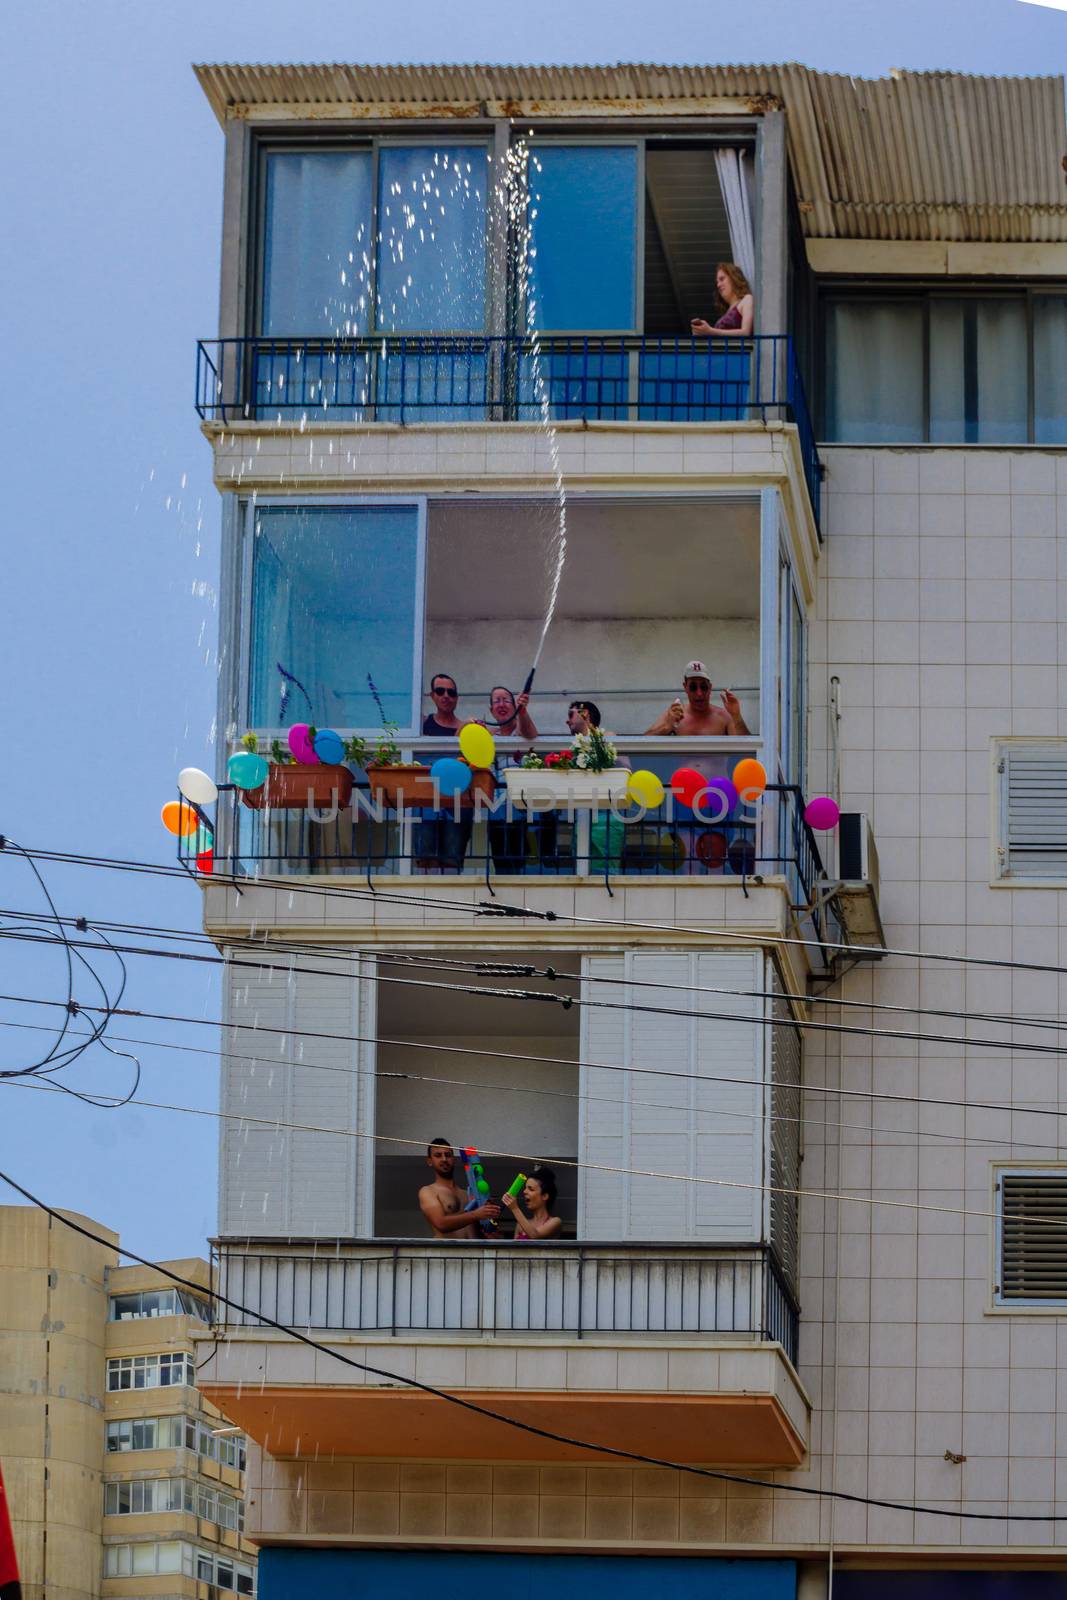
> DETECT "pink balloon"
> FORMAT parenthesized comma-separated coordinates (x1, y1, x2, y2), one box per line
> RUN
(804, 796, 840, 831)
(288, 723, 318, 765)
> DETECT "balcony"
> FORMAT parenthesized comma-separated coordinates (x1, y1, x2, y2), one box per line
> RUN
(198, 1240, 808, 1467)
(196, 333, 821, 529)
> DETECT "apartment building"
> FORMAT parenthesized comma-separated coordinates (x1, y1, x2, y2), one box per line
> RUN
(0, 1206, 256, 1600)
(186, 63, 1067, 1598)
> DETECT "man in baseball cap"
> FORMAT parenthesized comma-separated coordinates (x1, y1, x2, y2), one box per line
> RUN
(646, 661, 749, 736)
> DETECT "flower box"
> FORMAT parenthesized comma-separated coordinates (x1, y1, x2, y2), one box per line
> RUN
(367, 765, 496, 811)
(504, 767, 630, 811)
(241, 763, 353, 811)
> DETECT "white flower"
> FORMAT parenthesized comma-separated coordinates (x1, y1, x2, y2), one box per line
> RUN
(576, 752, 589, 768)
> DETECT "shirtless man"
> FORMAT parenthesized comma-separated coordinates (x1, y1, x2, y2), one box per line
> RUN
(418, 1138, 500, 1240)
(646, 660, 749, 737)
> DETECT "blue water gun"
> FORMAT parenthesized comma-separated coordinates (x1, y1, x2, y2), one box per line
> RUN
(460, 1146, 497, 1236)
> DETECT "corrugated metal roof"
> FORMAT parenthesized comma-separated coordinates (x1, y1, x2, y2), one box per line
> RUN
(192, 62, 1067, 243)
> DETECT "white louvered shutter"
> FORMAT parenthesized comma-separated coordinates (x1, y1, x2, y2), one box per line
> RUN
(219, 951, 376, 1237)
(999, 743, 1067, 880)
(579, 951, 764, 1242)
(997, 1170, 1067, 1304)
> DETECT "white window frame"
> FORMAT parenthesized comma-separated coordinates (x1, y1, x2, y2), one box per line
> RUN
(992, 1162, 1067, 1312)
(991, 736, 1067, 888)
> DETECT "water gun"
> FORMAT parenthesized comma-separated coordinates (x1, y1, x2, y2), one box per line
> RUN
(460, 1147, 497, 1235)
(505, 1173, 526, 1200)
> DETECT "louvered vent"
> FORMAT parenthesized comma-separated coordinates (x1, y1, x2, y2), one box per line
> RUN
(999, 1171, 1067, 1303)
(1000, 745, 1067, 880)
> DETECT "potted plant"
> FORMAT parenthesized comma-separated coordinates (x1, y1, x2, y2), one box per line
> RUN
(238, 731, 356, 811)
(505, 728, 629, 810)
(365, 725, 495, 811)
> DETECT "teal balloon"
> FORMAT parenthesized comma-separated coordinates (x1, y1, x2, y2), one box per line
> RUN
(431, 757, 472, 797)
(194, 826, 214, 855)
(313, 729, 345, 765)
(228, 752, 268, 791)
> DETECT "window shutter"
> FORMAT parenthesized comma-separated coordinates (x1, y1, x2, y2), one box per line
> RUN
(999, 743, 1067, 880)
(998, 1171, 1067, 1303)
(579, 951, 763, 1242)
(769, 972, 801, 1292)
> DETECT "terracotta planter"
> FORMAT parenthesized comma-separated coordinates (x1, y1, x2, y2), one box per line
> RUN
(241, 763, 353, 811)
(367, 765, 496, 811)
(504, 767, 630, 811)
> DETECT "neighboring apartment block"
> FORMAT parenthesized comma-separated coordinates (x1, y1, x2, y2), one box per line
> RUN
(185, 62, 1067, 1599)
(0, 1206, 256, 1600)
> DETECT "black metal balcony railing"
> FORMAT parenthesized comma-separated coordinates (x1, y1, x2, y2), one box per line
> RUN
(179, 777, 831, 945)
(195, 333, 822, 528)
(211, 1241, 799, 1364)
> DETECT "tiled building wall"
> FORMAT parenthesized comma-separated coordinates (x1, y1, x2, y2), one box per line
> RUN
(802, 448, 1067, 1552)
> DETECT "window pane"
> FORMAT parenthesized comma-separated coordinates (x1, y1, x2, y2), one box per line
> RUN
(376, 146, 488, 332)
(262, 151, 373, 336)
(1034, 295, 1067, 444)
(825, 302, 923, 442)
(528, 146, 639, 331)
(156, 1543, 182, 1575)
(931, 298, 1027, 443)
(249, 503, 422, 731)
(132, 1544, 158, 1574)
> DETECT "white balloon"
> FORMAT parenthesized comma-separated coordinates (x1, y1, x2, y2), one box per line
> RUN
(177, 767, 219, 806)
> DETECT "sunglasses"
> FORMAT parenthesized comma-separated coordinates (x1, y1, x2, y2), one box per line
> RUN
(432, 685, 458, 697)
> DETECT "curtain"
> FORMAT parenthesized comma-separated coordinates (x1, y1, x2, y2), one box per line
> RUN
(713, 148, 757, 291)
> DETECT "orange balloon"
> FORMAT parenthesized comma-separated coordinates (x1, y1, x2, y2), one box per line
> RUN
(732, 758, 767, 801)
(161, 800, 197, 837)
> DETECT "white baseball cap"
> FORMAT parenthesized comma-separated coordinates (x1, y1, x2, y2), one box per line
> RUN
(683, 660, 710, 682)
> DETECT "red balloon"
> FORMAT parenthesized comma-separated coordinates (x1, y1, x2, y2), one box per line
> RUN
(196, 850, 214, 875)
(671, 766, 708, 809)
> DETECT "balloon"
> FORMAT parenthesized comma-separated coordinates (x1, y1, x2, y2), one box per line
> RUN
(195, 850, 214, 876)
(430, 757, 473, 797)
(804, 795, 841, 831)
(313, 728, 345, 765)
(671, 766, 708, 810)
(732, 758, 767, 802)
(727, 836, 757, 876)
(626, 769, 665, 809)
(288, 723, 318, 764)
(193, 825, 214, 855)
(177, 766, 218, 806)
(160, 800, 197, 837)
(228, 752, 268, 791)
(458, 723, 496, 769)
(697, 777, 739, 822)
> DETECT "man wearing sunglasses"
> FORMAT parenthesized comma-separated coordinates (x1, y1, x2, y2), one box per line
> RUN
(416, 672, 473, 871)
(646, 661, 749, 737)
(423, 673, 464, 736)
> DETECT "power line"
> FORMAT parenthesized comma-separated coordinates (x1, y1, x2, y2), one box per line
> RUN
(11, 1071, 1067, 1234)
(6, 1008, 1064, 1156)
(3, 1166, 1065, 1524)
(11, 842, 1067, 978)
(4, 920, 1067, 1061)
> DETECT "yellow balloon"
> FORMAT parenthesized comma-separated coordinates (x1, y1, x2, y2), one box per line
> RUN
(626, 769, 665, 809)
(732, 758, 767, 801)
(458, 722, 496, 770)
(161, 800, 197, 837)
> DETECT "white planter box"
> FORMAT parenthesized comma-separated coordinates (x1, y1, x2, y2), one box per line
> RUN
(504, 767, 630, 811)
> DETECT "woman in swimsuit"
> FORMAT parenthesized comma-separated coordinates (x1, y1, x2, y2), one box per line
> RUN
(690, 262, 754, 338)
(501, 1165, 562, 1240)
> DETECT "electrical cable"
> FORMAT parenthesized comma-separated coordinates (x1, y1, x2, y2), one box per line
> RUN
(10, 1072, 1067, 1234)
(2, 921, 1066, 1061)
(5, 1009, 1064, 1156)
(2, 1166, 1065, 1524)
(11, 840, 1067, 978)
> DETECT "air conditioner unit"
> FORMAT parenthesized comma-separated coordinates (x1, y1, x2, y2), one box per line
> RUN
(832, 812, 885, 953)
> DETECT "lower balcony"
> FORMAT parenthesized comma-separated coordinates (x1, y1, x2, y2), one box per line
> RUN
(198, 1241, 807, 1469)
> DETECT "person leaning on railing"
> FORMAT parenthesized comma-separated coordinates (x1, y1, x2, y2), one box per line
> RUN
(414, 672, 473, 872)
(646, 661, 749, 737)
(486, 685, 539, 873)
(689, 262, 754, 338)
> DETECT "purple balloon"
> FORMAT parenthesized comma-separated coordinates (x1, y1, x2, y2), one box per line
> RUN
(692, 777, 739, 823)
(804, 795, 840, 831)
(288, 723, 318, 765)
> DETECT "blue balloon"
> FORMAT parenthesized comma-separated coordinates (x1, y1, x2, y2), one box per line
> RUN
(228, 752, 269, 791)
(431, 757, 473, 797)
(313, 729, 345, 765)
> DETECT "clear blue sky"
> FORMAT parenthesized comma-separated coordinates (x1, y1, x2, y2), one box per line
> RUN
(1, 0, 1065, 1259)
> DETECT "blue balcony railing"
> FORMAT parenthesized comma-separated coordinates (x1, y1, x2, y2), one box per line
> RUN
(195, 334, 822, 529)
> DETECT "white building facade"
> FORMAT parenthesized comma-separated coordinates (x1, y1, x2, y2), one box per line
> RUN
(188, 62, 1067, 1599)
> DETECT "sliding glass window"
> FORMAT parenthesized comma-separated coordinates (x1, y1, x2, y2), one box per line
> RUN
(526, 145, 640, 331)
(248, 502, 425, 733)
(261, 152, 373, 336)
(823, 289, 1067, 444)
(376, 146, 488, 332)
